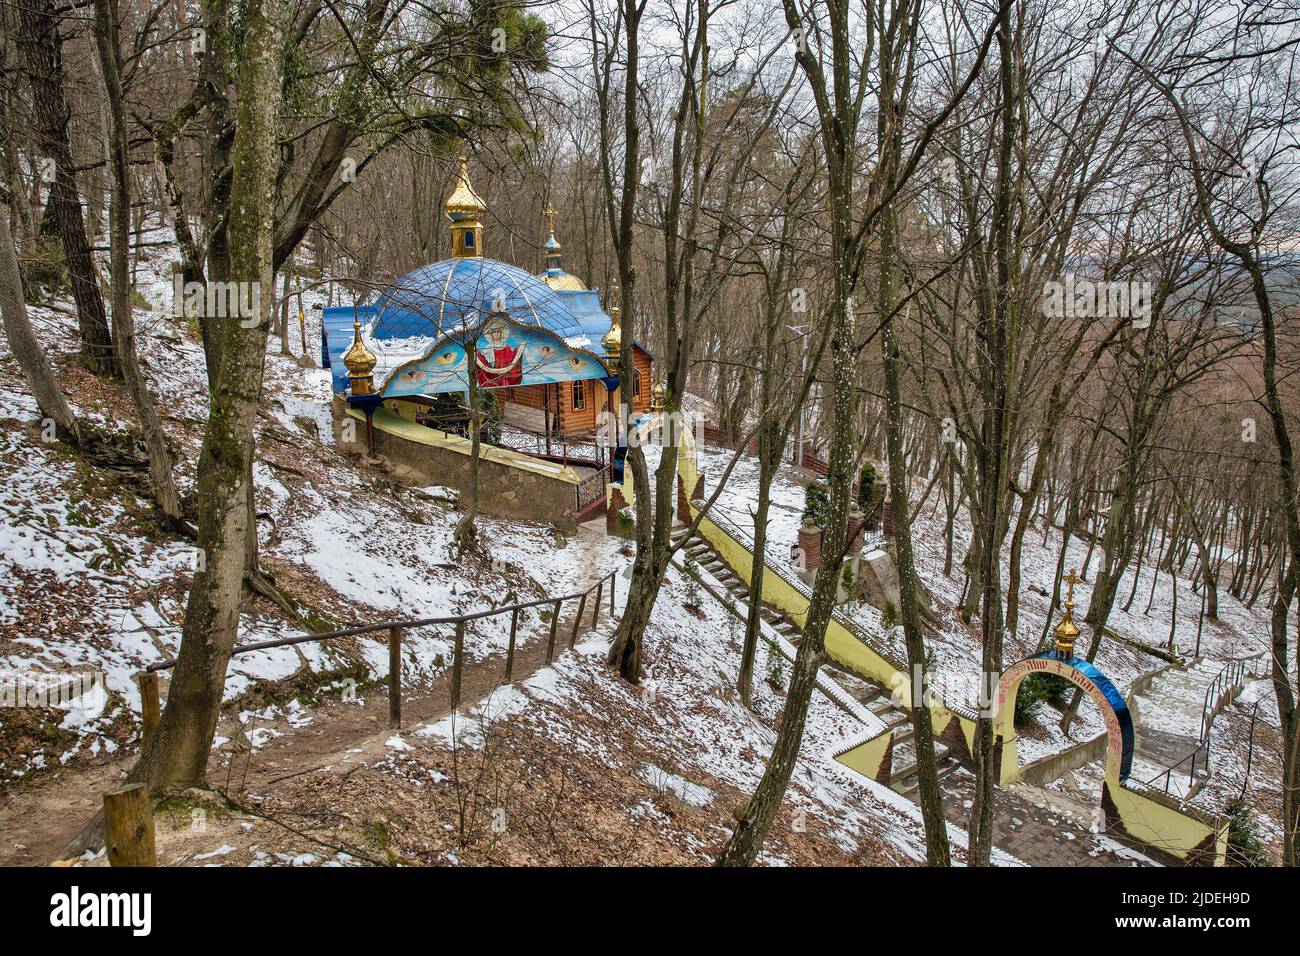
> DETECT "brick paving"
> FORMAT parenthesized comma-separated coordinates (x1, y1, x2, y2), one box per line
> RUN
(910, 767, 1162, 867)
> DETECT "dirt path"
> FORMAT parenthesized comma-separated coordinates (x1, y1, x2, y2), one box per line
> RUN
(0, 597, 611, 866)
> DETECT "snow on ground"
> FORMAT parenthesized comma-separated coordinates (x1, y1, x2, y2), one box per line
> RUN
(383, 563, 1019, 865)
(0, 222, 623, 785)
(698, 441, 1278, 764)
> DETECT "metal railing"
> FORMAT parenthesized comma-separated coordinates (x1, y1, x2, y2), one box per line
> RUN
(576, 466, 609, 512)
(138, 570, 618, 732)
(1145, 656, 1262, 795)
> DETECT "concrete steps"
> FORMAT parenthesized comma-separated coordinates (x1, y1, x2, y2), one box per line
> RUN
(678, 526, 960, 795)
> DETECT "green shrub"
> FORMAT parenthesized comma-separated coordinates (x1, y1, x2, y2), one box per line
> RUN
(766, 647, 785, 689)
(1225, 798, 1268, 866)
(612, 506, 635, 540)
(19, 236, 69, 302)
(857, 463, 884, 526)
(1013, 673, 1072, 726)
(802, 480, 830, 528)
(683, 553, 702, 605)
(881, 600, 898, 631)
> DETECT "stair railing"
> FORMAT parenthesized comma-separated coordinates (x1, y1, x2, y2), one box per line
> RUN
(138, 570, 618, 732)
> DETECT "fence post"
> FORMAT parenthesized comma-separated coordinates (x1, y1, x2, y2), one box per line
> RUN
(546, 600, 560, 663)
(592, 580, 604, 623)
(452, 620, 465, 709)
(505, 608, 519, 681)
(136, 671, 160, 747)
(609, 570, 616, 617)
(103, 783, 155, 867)
(570, 594, 588, 649)
(388, 626, 403, 729)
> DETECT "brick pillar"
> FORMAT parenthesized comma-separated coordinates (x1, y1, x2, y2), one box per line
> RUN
(676, 472, 689, 523)
(797, 523, 822, 572)
(881, 498, 895, 538)
(846, 509, 866, 553)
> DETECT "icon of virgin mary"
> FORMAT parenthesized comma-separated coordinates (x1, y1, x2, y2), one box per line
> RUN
(475, 317, 524, 388)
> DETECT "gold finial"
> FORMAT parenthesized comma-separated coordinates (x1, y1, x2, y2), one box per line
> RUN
(602, 281, 623, 353)
(650, 382, 665, 413)
(444, 152, 486, 257)
(342, 317, 377, 396)
(543, 200, 562, 261)
(1053, 568, 1082, 658)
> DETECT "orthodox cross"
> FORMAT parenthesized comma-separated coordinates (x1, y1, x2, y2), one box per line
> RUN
(1063, 568, 1080, 606)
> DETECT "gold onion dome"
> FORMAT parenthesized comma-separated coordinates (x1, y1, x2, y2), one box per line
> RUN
(602, 284, 623, 353)
(342, 318, 377, 396)
(444, 154, 486, 221)
(543, 271, 588, 292)
(1053, 568, 1082, 658)
(540, 201, 587, 290)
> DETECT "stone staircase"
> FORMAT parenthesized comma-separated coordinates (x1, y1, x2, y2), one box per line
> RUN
(676, 527, 961, 794)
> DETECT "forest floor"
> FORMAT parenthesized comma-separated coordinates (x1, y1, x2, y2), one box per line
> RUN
(0, 227, 954, 865)
(1, 223, 1288, 865)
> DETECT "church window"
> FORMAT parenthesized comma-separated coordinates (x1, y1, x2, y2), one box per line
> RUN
(572, 380, 586, 410)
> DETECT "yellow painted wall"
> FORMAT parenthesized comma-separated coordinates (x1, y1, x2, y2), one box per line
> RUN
(1106, 782, 1225, 863)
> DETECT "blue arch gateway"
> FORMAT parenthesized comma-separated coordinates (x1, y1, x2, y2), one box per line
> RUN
(995, 651, 1134, 783)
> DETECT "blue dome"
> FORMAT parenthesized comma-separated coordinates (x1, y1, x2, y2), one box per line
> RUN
(369, 257, 584, 342)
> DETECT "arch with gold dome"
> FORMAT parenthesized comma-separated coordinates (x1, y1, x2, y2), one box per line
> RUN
(993, 570, 1135, 785)
(991, 571, 1227, 865)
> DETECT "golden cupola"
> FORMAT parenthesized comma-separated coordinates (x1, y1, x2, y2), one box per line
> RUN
(538, 201, 587, 291)
(445, 153, 486, 258)
(342, 317, 377, 396)
(602, 282, 623, 354)
(1053, 569, 1082, 658)
(544, 202, 562, 268)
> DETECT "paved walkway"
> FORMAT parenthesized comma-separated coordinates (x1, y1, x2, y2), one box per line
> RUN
(1128, 658, 1226, 798)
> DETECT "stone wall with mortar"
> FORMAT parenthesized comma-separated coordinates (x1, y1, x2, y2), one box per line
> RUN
(333, 398, 581, 532)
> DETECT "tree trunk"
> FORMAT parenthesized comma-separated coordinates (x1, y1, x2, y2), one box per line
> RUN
(124, 0, 283, 795)
(0, 200, 81, 444)
(91, 0, 184, 530)
(454, 338, 481, 552)
(16, 0, 118, 377)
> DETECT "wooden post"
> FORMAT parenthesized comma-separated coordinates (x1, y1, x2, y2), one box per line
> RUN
(295, 272, 307, 357)
(570, 594, 588, 649)
(545, 600, 560, 663)
(451, 620, 465, 708)
(610, 570, 616, 616)
(388, 626, 403, 729)
(136, 671, 160, 746)
(592, 580, 604, 623)
(103, 784, 155, 867)
(505, 607, 519, 680)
